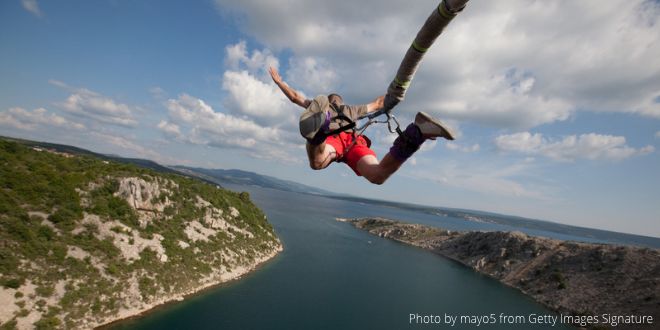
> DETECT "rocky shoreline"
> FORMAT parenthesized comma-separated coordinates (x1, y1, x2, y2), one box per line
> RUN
(96, 245, 282, 329)
(340, 217, 660, 329)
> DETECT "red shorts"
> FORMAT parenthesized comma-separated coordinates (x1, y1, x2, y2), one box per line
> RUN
(325, 132, 377, 176)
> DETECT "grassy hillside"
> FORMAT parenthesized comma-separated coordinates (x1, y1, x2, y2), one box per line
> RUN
(0, 139, 281, 329)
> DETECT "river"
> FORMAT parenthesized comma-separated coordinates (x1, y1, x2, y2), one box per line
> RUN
(111, 184, 577, 329)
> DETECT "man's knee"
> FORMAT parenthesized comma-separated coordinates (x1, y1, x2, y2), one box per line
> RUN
(307, 143, 336, 171)
(364, 172, 388, 185)
(309, 160, 327, 170)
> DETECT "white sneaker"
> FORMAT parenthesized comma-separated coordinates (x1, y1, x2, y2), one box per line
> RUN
(414, 112, 455, 140)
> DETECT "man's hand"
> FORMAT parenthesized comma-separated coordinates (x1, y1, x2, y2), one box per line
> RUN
(366, 95, 386, 113)
(269, 66, 283, 85)
(269, 66, 311, 109)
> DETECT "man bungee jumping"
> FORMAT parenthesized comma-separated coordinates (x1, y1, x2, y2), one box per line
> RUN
(269, 67, 453, 185)
(269, 0, 468, 185)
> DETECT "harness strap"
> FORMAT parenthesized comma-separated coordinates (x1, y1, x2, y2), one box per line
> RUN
(324, 103, 358, 162)
(325, 121, 356, 136)
(326, 103, 357, 136)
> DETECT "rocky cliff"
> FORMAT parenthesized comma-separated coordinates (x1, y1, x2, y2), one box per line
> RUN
(0, 139, 282, 329)
(343, 217, 659, 329)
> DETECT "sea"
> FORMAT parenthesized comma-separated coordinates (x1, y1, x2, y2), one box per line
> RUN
(111, 184, 659, 330)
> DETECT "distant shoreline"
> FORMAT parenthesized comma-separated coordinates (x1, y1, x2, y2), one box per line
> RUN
(342, 217, 660, 330)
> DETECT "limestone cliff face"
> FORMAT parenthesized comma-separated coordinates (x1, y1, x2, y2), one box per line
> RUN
(0, 140, 282, 329)
(345, 217, 660, 329)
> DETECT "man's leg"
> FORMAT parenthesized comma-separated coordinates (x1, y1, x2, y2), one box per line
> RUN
(356, 154, 403, 185)
(357, 112, 454, 185)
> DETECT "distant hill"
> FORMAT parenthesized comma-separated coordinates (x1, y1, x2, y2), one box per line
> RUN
(0, 136, 338, 197)
(326, 195, 660, 249)
(169, 168, 659, 248)
(1, 136, 177, 174)
(173, 166, 341, 197)
(6, 136, 654, 248)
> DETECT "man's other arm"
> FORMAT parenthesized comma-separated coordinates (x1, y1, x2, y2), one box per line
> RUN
(269, 66, 311, 109)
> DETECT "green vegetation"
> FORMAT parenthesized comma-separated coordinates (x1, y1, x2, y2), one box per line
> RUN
(0, 319, 17, 330)
(551, 269, 567, 290)
(0, 138, 280, 328)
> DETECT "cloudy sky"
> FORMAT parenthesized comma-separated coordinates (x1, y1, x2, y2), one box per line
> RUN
(1, 0, 659, 237)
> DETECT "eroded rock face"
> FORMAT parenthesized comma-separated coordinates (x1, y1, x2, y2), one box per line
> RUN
(3, 142, 283, 330)
(195, 196, 254, 239)
(113, 177, 175, 228)
(348, 217, 660, 330)
(75, 213, 168, 263)
(5, 176, 281, 329)
(114, 177, 170, 211)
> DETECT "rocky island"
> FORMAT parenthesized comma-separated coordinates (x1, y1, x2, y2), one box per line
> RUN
(341, 217, 659, 329)
(0, 139, 282, 329)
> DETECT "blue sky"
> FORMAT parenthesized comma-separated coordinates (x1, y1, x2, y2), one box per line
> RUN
(1, 0, 659, 237)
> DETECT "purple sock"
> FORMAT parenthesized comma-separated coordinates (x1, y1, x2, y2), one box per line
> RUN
(389, 123, 424, 161)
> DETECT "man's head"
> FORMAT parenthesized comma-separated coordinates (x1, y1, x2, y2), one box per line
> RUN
(328, 93, 343, 106)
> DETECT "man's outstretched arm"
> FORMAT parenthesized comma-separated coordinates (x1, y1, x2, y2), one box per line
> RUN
(269, 66, 311, 109)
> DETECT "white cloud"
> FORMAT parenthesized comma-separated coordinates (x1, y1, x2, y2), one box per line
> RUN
(149, 87, 166, 100)
(286, 56, 339, 95)
(162, 94, 301, 162)
(222, 70, 294, 124)
(221, 42, 301, 127)
(90, 132, 162, 160)
(408, 160, 548, 199)
(214, 0, 660, 129)
(495, 132, 543, 153)
(156, 120, 182, 139)
(59, 92, 138, 127)
(51, 80, 139, 128)
(445, 142, 480, 153)
(21, 0, 42, 17)
(424, 69, 573, 128)
(655, 131, 660, 139)
(0, 107, 85, 131)
(156, 42, 308, 162)
(225, 40, 279, 79)
(495, 132, 655, 161)
(216, 0, 412, 59)
(419, 139, 437, 153)
(167, 94, 280, 142)
(374, 129, 397, 146)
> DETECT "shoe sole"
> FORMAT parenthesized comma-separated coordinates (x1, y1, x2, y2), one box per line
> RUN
(417, 111, 455, 140)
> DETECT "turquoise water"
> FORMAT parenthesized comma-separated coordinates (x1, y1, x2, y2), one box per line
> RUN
(111, 185, 574, 330)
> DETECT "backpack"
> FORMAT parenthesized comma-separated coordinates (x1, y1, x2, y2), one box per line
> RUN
(300, 95, 356, 138)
